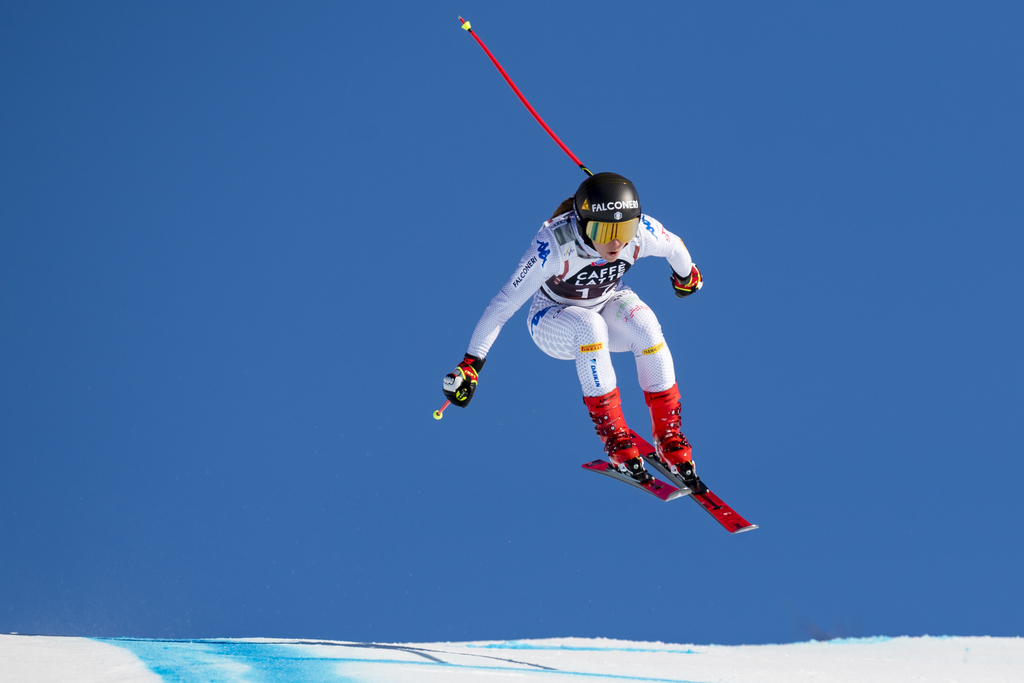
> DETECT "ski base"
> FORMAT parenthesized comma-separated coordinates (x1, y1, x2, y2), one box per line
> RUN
(581, 460, 687, 502)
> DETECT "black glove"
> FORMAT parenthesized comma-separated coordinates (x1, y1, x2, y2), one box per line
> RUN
(670, 264, 703, 298)
(442, 354, 486, 407)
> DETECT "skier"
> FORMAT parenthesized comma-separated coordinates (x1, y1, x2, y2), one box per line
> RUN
(442, 173, 703, 489)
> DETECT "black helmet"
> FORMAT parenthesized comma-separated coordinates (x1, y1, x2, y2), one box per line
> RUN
(574, 172, 642, 245)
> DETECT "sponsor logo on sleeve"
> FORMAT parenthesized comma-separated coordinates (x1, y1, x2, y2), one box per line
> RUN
(536, 239, 550, 266)
(579, 342, 604, 353)
(642, 342, 665, 356)
(512, 256, 537, 288)
(642, 217, 656, 237)
(590, 357, 601, 388)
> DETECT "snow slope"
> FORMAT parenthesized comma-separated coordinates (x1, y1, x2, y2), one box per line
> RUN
(1, 634, 1021, 682)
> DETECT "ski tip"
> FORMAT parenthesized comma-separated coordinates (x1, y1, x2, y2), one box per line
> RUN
(731, 524, 759, 534)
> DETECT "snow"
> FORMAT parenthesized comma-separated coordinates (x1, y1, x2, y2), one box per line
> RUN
(0, 635, 160, 683)
(1, 634, 1022, 682)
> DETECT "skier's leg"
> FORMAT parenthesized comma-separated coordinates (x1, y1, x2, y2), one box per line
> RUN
(601, 288, 675, 393)
(644, 384, 698, 485)
(527, 296, 616, 396)
(582, 387, 647, 480)
(527, 296, 647, 480)
(601, 289, 698, 486)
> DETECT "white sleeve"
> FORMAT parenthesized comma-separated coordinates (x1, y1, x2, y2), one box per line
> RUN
(637, 215, 694, 276)
(466, 225, 561, 358)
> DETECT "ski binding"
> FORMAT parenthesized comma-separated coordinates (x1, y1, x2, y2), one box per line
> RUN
(581, 459, 687, 502)
(581, 432, 759, 534)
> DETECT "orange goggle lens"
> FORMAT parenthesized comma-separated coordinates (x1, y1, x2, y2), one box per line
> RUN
(585, 217, 640, 244)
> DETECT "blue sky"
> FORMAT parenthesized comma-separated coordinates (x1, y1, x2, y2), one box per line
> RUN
(1, 1, 1022, 644)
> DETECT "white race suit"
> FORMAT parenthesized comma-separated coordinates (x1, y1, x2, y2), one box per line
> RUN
(466, 211, 694, 397)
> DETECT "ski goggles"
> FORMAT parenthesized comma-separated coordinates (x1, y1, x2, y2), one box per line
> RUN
(584, 217, 640, 245)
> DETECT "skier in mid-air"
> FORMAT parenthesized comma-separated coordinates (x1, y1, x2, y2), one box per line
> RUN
(442, 172, 704, 488)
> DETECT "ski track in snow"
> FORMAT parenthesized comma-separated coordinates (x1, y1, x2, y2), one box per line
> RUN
(1, 634, 1022, 682)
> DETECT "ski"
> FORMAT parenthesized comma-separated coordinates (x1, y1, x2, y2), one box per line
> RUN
(581, 460, 687, 502)
(688, 486, 758, 534)
(631, 431, 758, 534)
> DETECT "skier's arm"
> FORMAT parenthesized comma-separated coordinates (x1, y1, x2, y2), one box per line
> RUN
(466, 228, 560, 358)
(637, 215, 701, 296)
(637, 215, 693, 274)
(441, 228, 559, 408)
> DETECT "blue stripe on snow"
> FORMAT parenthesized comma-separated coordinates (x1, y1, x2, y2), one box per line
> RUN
(825, 636, 895, 645)
(99, 639, 358, 683)
(99, 638, 714, 683)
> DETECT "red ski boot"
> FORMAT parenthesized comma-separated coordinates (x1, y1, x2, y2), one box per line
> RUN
(583, 388, 652, 483)
(644, 384, 704, 492)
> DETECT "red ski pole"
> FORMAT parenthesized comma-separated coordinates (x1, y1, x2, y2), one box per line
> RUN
(458, 16, 592, 177)
(433, 400, 451, 420)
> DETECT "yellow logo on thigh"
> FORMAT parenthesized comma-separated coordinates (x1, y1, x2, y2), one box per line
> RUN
(579, 342, 604, 353)
(642, 342, 664, 355)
